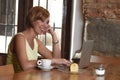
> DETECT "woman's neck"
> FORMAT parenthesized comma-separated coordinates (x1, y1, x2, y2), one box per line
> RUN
(23, 28, 36, 40)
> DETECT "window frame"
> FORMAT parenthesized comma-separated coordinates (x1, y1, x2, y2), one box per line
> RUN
(61, 0, 73, 59)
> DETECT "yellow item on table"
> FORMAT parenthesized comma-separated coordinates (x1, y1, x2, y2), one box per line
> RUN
(70, 63, 79, 73)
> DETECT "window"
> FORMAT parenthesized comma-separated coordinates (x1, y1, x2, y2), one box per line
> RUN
(0, 0, 73, 60)
(0, 0, 18, 53)
(0, 0, 63, 53)
(33, 0, 63, 51)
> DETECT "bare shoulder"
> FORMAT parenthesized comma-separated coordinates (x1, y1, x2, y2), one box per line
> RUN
(14, 33, 25, 40)
(10, 33, 25, 43)
(9, 33, 25, 52)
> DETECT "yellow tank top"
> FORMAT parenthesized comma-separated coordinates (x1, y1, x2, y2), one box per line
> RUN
(26, 38, 38, 60)
(6, 33, 38, 73)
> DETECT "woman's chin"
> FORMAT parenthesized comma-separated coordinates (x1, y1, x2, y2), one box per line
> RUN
(41, 32, 46, 35)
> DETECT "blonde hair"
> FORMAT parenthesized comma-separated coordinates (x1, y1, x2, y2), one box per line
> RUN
(25, 6, 50, 28)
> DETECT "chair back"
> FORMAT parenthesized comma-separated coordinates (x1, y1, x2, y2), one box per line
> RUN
(0, 64, 14, 76)
(0, 53, 7, 65)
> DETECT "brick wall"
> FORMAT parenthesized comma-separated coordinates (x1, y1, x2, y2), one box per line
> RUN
(83, 0, 120, 57)
(83, 0, 120, 20)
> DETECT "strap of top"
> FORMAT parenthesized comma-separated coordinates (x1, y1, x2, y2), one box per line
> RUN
(17, 32, 24, 36)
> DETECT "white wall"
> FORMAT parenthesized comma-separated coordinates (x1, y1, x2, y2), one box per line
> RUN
(70, 0, 84, 61)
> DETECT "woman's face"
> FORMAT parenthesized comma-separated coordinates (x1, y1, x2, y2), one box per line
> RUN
(33, 17, 50, 35)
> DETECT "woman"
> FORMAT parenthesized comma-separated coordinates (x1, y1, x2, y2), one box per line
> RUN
(6, 6, 71, 73)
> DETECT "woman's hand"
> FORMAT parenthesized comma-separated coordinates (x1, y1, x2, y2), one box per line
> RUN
(47, 25, 55, 36)
(52, 58, 71, 66)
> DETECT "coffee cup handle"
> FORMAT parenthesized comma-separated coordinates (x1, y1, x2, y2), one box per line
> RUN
(37, 60, 42, 66)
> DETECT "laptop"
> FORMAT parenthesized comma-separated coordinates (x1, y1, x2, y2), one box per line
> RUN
(76, 40, 94, 69)
(56, 40, 94, 70)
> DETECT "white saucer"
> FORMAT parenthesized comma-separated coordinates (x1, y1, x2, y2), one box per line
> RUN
(38, 66, 54, 71)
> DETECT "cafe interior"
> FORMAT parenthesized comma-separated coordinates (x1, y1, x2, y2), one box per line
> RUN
(0, 0, 120, 80)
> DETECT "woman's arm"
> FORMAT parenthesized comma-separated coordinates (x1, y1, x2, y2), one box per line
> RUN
(48, 26, 61, 58)
(37, 26, 60, 58)
(37, 39, 53, 59)
(37, 27, 71, 66)
(37, 39, 71, 66)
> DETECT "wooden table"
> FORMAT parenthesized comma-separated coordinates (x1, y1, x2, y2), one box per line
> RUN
(1, 55, 120, 80)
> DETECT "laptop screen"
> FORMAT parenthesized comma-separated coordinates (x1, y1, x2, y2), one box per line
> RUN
(79, 40, 94, 68)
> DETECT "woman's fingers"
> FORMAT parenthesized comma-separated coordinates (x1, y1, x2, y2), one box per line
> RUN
(62, 59, 71, 66)
(52, 58, 71, 66)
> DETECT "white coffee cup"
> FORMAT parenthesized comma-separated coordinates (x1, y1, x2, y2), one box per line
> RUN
(37, 59, 51, 68)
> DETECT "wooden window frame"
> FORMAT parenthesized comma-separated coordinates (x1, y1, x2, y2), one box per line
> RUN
(61, 0, 73, 60)
(18, 0, 33, 32)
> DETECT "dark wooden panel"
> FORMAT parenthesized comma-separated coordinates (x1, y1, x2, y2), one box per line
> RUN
(0, 53, 7, 65)
(61, 0, 73, 60)
(18, 0, 33, 32)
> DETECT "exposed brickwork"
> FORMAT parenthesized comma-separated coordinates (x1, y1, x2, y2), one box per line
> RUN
(83, 0, 120, 20)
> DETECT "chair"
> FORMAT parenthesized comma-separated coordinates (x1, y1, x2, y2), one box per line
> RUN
(0, 53, 7, 65)
(0, 64, 14, 76)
